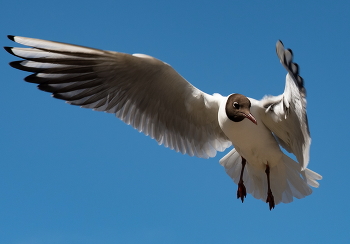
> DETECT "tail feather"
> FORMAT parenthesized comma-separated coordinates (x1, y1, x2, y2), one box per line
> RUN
(219, 148, 242, 184)
(245, 164, 267, 202)
(220, 149, 322, 205)
(283, 155, 313, 198)
(303, 168, 322, 188)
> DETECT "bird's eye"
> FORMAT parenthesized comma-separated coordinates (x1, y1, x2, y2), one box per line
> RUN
(233, 102, 240, 109)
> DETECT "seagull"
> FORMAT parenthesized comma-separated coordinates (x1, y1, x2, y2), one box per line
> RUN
(4, 35, 322, 210)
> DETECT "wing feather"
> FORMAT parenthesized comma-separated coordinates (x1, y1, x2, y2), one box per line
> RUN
(5, 35, 231, 158)
(261, 41, 310, 170)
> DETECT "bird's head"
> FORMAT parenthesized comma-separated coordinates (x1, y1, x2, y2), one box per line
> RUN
(225, 94, 257, 125)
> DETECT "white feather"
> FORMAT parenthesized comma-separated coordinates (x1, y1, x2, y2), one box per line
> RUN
(5, 36, 322, 208)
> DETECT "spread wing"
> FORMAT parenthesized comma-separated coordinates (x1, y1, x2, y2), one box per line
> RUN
(5, 35, 231, 158)
(260, 40, 310, 170)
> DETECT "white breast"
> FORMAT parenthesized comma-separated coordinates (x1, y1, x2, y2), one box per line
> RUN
(218, 97, 283, 169)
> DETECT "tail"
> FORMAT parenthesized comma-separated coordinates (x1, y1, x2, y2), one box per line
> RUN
(219, 149, 322, 205)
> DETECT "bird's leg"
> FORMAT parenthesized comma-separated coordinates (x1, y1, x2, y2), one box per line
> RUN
(237, 157, 247, 203)
(265, 164, 275, 210)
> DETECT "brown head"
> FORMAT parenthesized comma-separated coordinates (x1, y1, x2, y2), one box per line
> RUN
(225, 94, 257, 124)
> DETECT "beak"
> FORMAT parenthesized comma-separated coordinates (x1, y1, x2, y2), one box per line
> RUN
(245, 113, 257, 125)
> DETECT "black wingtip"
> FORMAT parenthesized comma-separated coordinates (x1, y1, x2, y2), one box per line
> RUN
(52, 93, 66, 101)
(7, 35, 16, 41)
(277, 39, 283, 46)
(38, 83, 53, 92)
(9, 60, 41, 73)
(24, 74, 40, 84)
(9, 61, 22, 69)
(4, 46, 14, 55)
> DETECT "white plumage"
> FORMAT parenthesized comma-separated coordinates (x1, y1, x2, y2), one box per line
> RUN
(5, 35, 321, 209)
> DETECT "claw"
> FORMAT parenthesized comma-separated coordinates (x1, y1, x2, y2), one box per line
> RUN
(237, 181, 247, 202)
(265, 165, 275, 210)
(237, 157, 247, 203)
(266, 190, 275, 210)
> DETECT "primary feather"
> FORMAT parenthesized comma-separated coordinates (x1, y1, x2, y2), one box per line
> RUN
(5, 35, 231, 159)
(5, 36, 321, 208)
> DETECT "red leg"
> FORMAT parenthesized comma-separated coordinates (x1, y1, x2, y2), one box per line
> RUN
(265, 165, 275, 210)
(237, 157, 247, 203)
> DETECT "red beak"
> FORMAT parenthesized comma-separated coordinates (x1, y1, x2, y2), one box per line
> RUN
(245, 113, 257, 125)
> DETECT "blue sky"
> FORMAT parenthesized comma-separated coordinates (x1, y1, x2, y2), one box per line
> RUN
(1, 0, 349, 243)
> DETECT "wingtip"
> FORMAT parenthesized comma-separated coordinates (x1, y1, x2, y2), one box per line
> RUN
(3, 46, 14, 55)
(276, 40, 284, 55)
(24, 74, 40, 84)
(7, 35, 15, 41)
(9, 60, 22, 69)
(52, 93, 65, 100)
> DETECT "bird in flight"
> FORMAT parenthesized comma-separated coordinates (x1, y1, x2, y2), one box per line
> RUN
(4, 35, 322, 210)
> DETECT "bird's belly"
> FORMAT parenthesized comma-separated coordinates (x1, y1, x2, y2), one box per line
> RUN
(219, 115, 283, 169)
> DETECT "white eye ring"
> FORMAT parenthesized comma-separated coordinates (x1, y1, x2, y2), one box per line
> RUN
(233, 102, 240, 109)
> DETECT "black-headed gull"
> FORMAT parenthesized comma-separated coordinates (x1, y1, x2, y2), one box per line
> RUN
(4, 35, 322, 210)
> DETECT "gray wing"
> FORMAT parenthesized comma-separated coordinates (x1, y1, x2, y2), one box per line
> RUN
(260, 40, 310, 170)
(5, 35, 231, 158)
